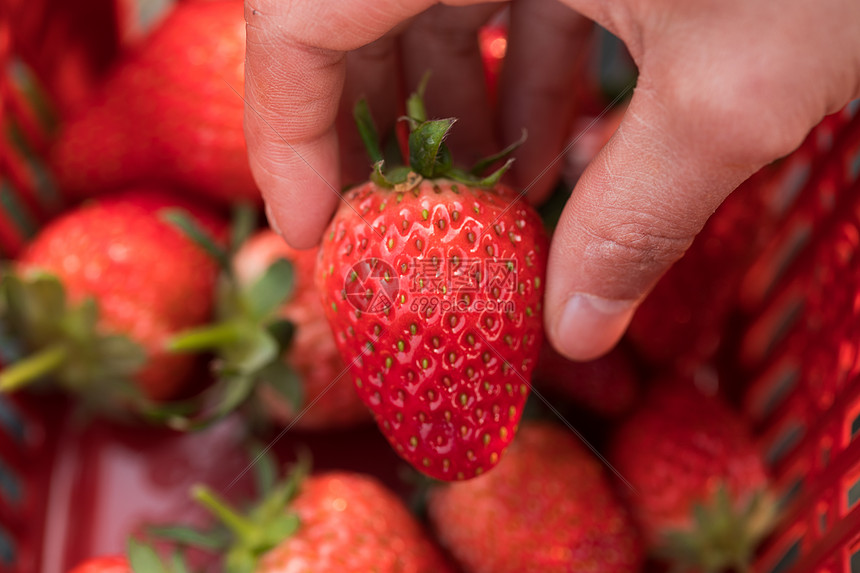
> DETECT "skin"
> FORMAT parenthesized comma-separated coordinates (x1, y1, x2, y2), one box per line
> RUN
(244, 0, 860, 361)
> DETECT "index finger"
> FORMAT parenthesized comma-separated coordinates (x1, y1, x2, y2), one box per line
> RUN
(244, 0, 498, 248)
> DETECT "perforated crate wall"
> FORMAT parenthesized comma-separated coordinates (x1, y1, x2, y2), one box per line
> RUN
(738, 102, 860, 573)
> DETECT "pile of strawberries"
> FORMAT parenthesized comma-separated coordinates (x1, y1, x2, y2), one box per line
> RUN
(3, 1, 780, 572)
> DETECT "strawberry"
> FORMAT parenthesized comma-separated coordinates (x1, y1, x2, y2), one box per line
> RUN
(161, 222, 370, 430)
(317, 87, 548, 480)
(232, 230, 370, 430)
(610, 382, 774, 572)
(428, 422, 643, 573)
(534, 342, 639, 418)
(190, 463, 453, 572)
(0, 189, 225, 405)
(51, 0, 257, 205)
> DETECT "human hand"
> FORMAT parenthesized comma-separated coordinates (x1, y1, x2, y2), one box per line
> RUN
(244, 0, 860, 361)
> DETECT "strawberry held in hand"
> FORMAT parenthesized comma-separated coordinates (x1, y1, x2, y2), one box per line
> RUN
(610, 382, 774, 572)
(429, 422, 643, 573)
(52, 0, 257, 205)
(0, 189, 225, 404)
(317, 90, 548, 480)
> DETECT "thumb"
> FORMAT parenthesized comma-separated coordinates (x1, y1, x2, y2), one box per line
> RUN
(544, 88, 797, 361)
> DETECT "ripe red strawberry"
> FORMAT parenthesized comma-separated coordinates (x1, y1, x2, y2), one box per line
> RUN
(1, 189, 225, 403)
(192, 467, 453, 572)
(232, 230, 370, 430)
(610, 382, 774, 572)
(428, 422, 643, 573)
(534, 342, 639, 418)
(317, 91, 548, 480)
(68, 557, 130, 573)
(51, 0, 257, 205)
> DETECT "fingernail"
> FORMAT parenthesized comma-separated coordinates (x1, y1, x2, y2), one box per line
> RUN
(554, 293, 637, 361)
(265, 203, 284, 237)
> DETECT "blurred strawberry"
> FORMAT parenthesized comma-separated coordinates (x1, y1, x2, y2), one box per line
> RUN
(9, 0, 122, 114)
(479, 21, 507, 103)
(0, 189, 225, 406)
(162, 223, 371, 431)
(190, 462, 453, 572)
(232, 230, 370, 430)
(429, 422, 643, 573)
(534, 342, 639, 418)
(610, 382, 774, 572)
(52, 0, 258, 205)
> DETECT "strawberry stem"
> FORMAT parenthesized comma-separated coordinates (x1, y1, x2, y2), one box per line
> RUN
(166, 322, 245, 353)
(191, 485, 257, 544)
(0, 343, 68, 391)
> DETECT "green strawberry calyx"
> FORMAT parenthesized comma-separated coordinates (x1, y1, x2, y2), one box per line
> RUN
(0, 270, 147, 406)
(128, 538, 194, 573)
(166, 454, 310, 573)
(145, 207, 305, 431)
(356, 73, 526, 190)
(658, 484, 777, 573)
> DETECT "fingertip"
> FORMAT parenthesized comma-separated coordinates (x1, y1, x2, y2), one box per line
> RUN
(547, 293, 637, 361)
(251, 130, 342, 250)
(260, 176, 339, 249)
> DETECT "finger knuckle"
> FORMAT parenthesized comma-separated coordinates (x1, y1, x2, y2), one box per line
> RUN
(584, 215, 694, 272)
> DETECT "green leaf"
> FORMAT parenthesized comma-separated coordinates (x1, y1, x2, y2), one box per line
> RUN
(255, 454, 310, 523)
(0, 273, 32, 336)
(167, 322, 245, 353)
(128, 538, 169, 573)
(369, 161, 414, 189)
(161, 209, 230, 272)
(225, 549, 256, 573)
(266, 319, 295, 353)
(91, 334, 147, 378)
(249, 443, 278, 497)
(222, 327, 278, 375)
(262, 514, 300, 546)
(59, 296, 99, 353)
(3, 272, 67, 343)
(406, 71, 432, 122)
(148, 525, 229, 551)
(470, 129, 527, 175)
(169, 551, 191, 573)
(260, 361, 304, 413)
(229, 204, 257, 254)
(245, 258, 294, 319)
(353, 99, 384, 164)
(408, 119, 456, 178)
(370, 160, 395, 189)
(214, 374, 258, 419)
(472, 158, 515, 188)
